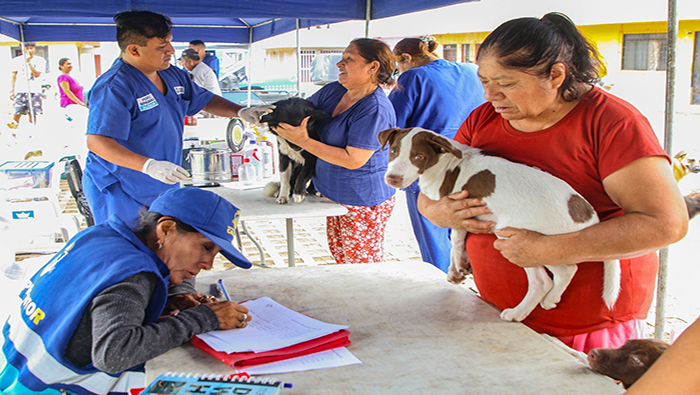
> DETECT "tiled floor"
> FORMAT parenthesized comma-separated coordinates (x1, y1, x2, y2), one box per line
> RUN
(57, 179, 425, 270)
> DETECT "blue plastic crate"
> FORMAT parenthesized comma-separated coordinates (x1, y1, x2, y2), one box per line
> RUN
(0, 161, 55, 189)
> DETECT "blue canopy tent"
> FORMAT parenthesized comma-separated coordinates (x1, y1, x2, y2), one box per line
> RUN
(0, 0, 473, 43)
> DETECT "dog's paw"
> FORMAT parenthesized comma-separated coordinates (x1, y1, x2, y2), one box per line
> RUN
(447, 249, 471, 284)
(263, 182, 281, 198)
(500, 308, 526, 322)
(275, 196, 290, 204)
(292, 194, 306, 203)
(539, 294, 561, 310)
(447, 264, 469, 284)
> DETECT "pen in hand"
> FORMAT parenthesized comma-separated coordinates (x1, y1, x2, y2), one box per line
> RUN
(217, 279, 231, 301)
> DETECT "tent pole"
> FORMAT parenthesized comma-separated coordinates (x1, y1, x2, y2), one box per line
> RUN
(18, 24, 35, 125)
(655, 0, 678, 340)
(364, 0, 371, 37)
(247, 28, 253, 107)
(296, 19, 301, 96)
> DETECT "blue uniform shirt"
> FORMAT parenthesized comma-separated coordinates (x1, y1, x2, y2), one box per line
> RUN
(308, 82, 396, 207)
(84, 58, 213, 206)
(389, 60, 485, 192)
(0, 216, 170, 394)
(390, 59, 484, 138)
(203, 53, 220, 78)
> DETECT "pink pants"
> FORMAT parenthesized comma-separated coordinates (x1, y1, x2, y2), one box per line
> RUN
(327, 196, 395, 264)
(557, 319, 644, 353)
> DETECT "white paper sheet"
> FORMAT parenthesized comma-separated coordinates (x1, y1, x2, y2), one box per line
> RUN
(240, 347, 362, 375)
(196, 297, 348, 353)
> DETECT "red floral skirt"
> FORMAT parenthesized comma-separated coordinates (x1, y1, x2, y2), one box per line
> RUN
(326, 196, 396, 264)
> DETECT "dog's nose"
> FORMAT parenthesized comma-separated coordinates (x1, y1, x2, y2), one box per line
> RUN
(385, 174, 404, 187)
(587, 349, 601, 362)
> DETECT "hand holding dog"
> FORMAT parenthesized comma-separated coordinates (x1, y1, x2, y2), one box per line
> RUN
(419, 190, 494, 233)
(494, 227, 563, 268)
(272, 116, 312, 147)
(238, 104, 275, 125)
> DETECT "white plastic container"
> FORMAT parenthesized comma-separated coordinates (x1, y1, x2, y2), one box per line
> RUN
(238, 158, 255, 186)
(259, 140, 273, 178)
(243, 140, 263, 181)
(260, 136, 276, 175)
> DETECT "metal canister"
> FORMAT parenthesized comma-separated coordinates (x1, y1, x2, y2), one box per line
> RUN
(187, 148, 233, 183)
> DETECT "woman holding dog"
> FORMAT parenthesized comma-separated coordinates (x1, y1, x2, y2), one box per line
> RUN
(272, 38, 396, 264)
(419, 12, 688, 353)
(388, 36, 485, 273)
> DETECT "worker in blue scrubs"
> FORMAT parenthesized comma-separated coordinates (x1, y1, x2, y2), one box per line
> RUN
(388, 37, 485, 272)
(84, 10, 272, 227)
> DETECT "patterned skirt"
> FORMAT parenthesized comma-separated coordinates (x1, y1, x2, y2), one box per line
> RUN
(326, 196, 396, 264)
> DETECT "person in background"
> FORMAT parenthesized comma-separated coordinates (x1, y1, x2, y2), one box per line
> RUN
(0, 187, 253, 395)
(84, 11, 272, 227)
(57, 57, 87, 108)
(8, 42, 46, 129)
(57, 57, 90, 161)
(180, 48, 222, 96)
(189, 39, 219, 78)
(418, 13, 687, 353)
(389, 36, 485, 272)
(273, 38, 397, 264)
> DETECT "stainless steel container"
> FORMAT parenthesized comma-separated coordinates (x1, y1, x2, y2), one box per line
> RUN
(188, 148, 233, 183)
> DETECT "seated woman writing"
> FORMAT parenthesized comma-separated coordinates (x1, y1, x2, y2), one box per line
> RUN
(0, 187, 252, 395)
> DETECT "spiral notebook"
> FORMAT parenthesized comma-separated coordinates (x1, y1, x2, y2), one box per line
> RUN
(140, 372, 286, 395)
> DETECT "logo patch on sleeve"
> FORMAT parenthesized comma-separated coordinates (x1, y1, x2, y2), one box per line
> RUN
(174, 86, 185, 95)
(137, 93, 158, 111)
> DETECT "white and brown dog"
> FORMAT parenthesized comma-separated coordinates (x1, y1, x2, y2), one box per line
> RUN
(378, 127, 621, 322)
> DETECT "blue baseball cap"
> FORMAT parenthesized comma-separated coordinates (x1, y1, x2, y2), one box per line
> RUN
(149, 188, 252, 269)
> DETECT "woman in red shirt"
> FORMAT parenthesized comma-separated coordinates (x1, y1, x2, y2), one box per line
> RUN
(419, 12, 688, 353)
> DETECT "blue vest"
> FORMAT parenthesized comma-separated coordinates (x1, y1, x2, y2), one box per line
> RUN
(0, 216, 170, 394)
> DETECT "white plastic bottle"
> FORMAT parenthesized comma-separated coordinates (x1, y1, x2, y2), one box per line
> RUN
(238, 158, 255, 186)
(260, 135, 276, 175)
(244, 140, 263, 181)
(259, 138, 273, 178)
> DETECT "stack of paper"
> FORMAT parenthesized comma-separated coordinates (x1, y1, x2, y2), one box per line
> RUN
(191, 297, 361, 373)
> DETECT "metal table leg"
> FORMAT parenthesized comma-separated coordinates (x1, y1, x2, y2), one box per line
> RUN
(286, 218, 295, 267)
(227, 220, 269, 269)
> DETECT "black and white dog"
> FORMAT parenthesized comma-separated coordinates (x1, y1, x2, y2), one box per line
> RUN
(261, 98, 328, 204)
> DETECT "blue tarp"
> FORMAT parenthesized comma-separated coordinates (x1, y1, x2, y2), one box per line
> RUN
(0, 0, 473, 43)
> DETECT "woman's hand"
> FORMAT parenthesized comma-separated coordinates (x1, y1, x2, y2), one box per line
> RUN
(418, 190, 495, 233)
(272, 117, 311, 147)
(208, 301, 252, 330)
(163, 293, 219, 316)
(493, 228, 563, 268)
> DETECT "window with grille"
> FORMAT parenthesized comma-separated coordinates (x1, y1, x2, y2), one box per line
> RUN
(461, 44, 470, 63)
(299, 49, 343, 83)
(622, 33, 668, 71)
(443, 44, 457, 62)
(300, 50, 316, 83)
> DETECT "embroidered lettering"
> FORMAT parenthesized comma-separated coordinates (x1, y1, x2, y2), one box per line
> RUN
(21, 293, 46, 325)
(137, 93, 159, 111)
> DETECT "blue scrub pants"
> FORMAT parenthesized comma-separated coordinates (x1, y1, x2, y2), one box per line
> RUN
(82, 175, 147, 229)
(405, 190, 452, 273)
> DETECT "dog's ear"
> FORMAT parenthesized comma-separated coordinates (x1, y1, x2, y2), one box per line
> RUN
(428, 134, 463, 159)
(260, 111, 276, 125)
(378, 128, 401, 150)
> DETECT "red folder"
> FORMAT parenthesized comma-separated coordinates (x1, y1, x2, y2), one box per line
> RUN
(190, 329, 351, 368)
